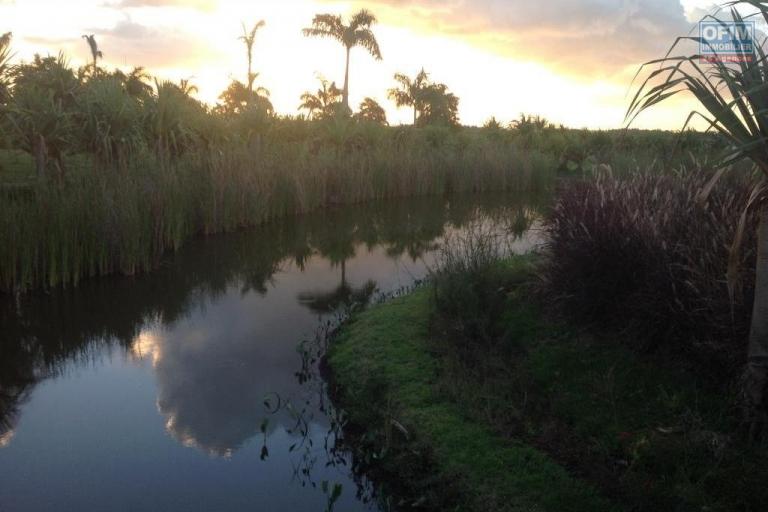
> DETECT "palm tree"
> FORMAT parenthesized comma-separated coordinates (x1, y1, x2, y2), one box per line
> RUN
(178, 78, 198, 97)
(298, 76, 342, 120)
(302, 9, 382, 110)
(81, 34, 103, 74)
(387, 68, 429, 125)
(627, 2, 768, 435)
(238, 20, 266, 96)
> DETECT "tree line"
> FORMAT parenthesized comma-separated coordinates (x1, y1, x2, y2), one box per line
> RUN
(0, 9, 460, 179)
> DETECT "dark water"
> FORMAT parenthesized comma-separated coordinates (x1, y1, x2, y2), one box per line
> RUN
(0, 194, 543, 512)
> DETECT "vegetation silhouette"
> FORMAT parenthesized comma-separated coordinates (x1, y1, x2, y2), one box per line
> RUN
(302, 9, 382, 111)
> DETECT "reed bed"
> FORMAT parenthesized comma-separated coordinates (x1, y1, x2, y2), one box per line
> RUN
(0, 124, 557, 292)
(544, 170, 760, 377)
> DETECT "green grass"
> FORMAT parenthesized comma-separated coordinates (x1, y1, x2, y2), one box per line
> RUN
(330, 287, 611, 511)
(330, 257, 768, 511)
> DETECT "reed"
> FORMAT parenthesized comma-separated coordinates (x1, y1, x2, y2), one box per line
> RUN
(0, 122, 558, 292)
(544, 170, 760, 378)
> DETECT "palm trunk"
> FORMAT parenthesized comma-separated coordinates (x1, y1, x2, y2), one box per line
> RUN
(413, 104, 417, 126)
(342, 46, 351, 109)
(247, 50, 253, 96)
(745, 204, 768, 433)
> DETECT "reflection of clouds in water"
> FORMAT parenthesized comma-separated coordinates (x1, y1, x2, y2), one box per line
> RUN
(121, 209, 545, 459)
(128, 262, 337, 458)
(126, 247, 432, 458)
(130, 330, 163, 368)
(0, 195, 546, 511)
(0, 428, 14, 448)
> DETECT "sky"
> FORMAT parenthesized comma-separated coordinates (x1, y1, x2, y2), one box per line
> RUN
(0, 0, 731, 128)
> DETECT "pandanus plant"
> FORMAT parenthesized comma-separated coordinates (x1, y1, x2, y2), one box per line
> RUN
(149, 78, 202, 163)
(627, 0, 768, 434)
(302, 9, 382, 110)
(77, 76, 143, 170)
(6, 53, 79, 179)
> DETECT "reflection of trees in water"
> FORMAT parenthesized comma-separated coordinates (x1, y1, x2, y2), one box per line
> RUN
(298, 280, 377, 315)
(0, 193, 545, 450)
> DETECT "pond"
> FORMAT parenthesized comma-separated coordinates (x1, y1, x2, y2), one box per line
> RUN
(0, 194, 544, 512)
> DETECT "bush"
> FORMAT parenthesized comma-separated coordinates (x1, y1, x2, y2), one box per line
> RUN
(432, 217, 537, 356)
(544, 171, 759, 377)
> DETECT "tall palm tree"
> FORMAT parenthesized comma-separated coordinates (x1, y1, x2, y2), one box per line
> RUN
(302, 9, 382, 110)
(238, 20, 265, 96)
(627, 2, 768, 434)
(81, 34, 103, 74)
(387, 68, 429, 125)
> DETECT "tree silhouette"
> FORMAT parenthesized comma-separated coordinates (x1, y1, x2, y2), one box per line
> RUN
(219, 78, 272, 114)
(355, 97, 387, 125)
(387, 68, 429, 125)
(302, 9, 382, 110)
(178, 78, 198, 97)
(112, 67, 153, 99)
(238, 20, 266, 98)
(418, 83, 459, 126)
(298, 76, 343, 120)
(81, 34, 103, 75)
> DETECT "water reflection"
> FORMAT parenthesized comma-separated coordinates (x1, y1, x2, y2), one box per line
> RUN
(0, 194, 544, 511)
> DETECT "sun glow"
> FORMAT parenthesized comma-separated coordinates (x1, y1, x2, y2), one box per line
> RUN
(0, 0, 716, 128)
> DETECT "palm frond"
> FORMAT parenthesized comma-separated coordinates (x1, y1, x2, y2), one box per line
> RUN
(627, 1, 768, 173)
(354, 29, 382, 59)
(350, 9, 377, 30)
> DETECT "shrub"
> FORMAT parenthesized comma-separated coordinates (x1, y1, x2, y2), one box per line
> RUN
(432, 216, 537, 355)
(544, 171, 759, 376)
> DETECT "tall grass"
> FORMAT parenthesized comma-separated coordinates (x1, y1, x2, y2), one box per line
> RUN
(544, 170, 760, 378)
(0, 123, 557, 291)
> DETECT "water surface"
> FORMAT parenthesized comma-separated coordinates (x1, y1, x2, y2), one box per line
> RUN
(0, 194, 543, 512)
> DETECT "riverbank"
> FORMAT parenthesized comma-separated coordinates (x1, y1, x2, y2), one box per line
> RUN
(328, 256, 768, 511)
(0, 126, 557, 293)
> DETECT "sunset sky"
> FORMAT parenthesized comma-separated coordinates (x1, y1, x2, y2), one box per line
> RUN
(0, 0, 733, 128)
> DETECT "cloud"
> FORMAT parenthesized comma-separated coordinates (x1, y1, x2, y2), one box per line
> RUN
(327, 0, 696, 77)
(91, 18, 218, 68)
(109, 0, 216, 9)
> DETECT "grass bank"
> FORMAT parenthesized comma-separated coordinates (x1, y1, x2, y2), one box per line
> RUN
(328, 257, 768, 511)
